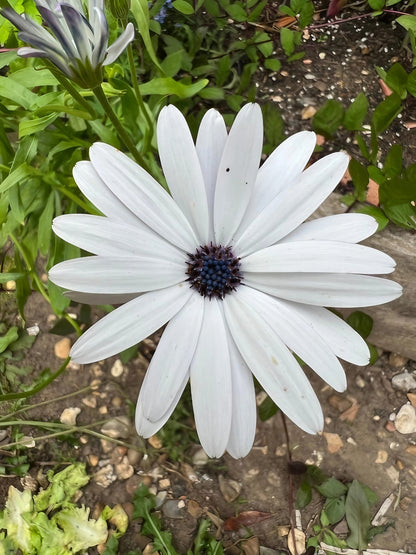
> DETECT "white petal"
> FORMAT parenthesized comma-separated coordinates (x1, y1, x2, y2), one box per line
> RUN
(225, 333, 257, 458)
(136, 374, 189, 438)
(235, 152, 349, 256)
(63, 291, 140, 304)
(224, 290, 323, 434)
(70, 284, 193, 363)
(244, 273, 403, 307)
(214, 103, 263, 245)
(52, 214, 185, 259)
(282, 214, 378, 244)
(241, 241, 396, 274)
(157, 105, 209, 243)
(73, 161, 139, 225)
(89, 143, 198, 252)
(141, 294, 204, 421)
(104, 22, 134, 65)
(240, 131, 316, 227)
(190, 299, 232, 458)
(278, 302, 370, 366)
(196, 109, 227, 239)
(49, 256, 185, 293)
(236, 286, 346, 391)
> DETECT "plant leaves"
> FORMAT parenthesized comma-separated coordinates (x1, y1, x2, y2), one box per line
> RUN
(345, 480, 371, 549)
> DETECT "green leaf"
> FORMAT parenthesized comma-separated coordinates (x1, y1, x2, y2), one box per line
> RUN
(38, 193, 55, 255)
(224, 3, 247, 21)
(397, 14, 416, 33)
(296, 480, 312, 509)
(315, 477, 348, 498)
(345, 480, 371, 549)
(344, 93, 369, 131)
(371, 93, 402, 136)
(262, 103, 285, 151)
(385, 63, 408, 98)
(0, 75, 37, 109)
(19, 113, 59, 138)
(0, 326, 19, 354)
(161, 49, 184, 77)
(139, 77, 208, 98)
(384, 144, 403, 178)
(349, 158, 369, 199)
(347, 311, 373, 339)
(173, 0, 194, 14)
(368, 343, 379, 364)
(0, 272, 24, 283)
(357, 206, 389, 231)
(130, 0, 163, 72)
(215, 54, 231, 87)
(313, 99, 344, 138)
(407, 69, 416, 97)
(10, 67, 59, 88)
(255, 31, 273, 57)
(368, 0, 385, 10)
(0, 163, 34, 195)
(280, 27, 295, 56)
(258, 395, 279, 421)
(382, 202, 416, 229)
(198, 87, 225, 100)
(324, 496, 346, 524)
(34, 463, 90, 512)
(264, 58, 281, 71)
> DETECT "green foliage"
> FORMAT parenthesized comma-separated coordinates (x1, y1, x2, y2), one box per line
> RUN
(297, 467, 392, 549)
(0, 322, 36, 393)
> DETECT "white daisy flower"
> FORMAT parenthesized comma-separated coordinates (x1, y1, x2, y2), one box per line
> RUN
(2, 0, 134, 88)
(49, 103, 402, 458)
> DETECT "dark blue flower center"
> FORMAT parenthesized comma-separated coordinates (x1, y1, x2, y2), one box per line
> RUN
(186, 244, 242, 299)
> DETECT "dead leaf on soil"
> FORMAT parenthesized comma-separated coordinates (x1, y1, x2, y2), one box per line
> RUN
(339, 402, 360, 422)
(240, 536, 260, 555)
(187, 499, 203, 518)
(218, 475, 242, 503)
(287, 528, 306, 555)
(223, 511, 273, 531)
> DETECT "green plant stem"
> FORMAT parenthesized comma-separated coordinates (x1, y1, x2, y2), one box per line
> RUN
(92, 84, 150, 172)
(126, 42, 154, 152)
(0, 357, 70, 401)
(46, 64, 97, 119)
(1, 385, 92, 420)
(52, 184, 100, 214)
(9, 232, 82, 336)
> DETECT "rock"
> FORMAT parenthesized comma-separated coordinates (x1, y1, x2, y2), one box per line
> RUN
(193, 448, 209, 466)
(147, 435, 162, 449)
(328, 394, 352, 413)
(155, 491, 168, 509)
(60, 407, 81, 426)
(127, 448, 143, 466)
(375, 450, 388, 464)
(100, 416, 131, 439)
(391, 371, 416, 392)
(386, 465, 400, 485)
(301, 105, 317, 119)
(54, 337, 71, 359)
(26, 324, 39, 336)
(260, 548, 281, 555)
(180, 463, 198, 483)
(406, 445, 416, 456)
(89, 455, 99, 467)
(218, 475, 241, 503)
(162, 499, 187, 519)
(5, 280, 16, 290)
(394, 404, 416, 434)
(82, 395, 97, 408)
(158, 478, 171, 489)
(93, 464, 117, 487)
(110, 359, 125, 377)
(389, 352, 409, 368)
(323, 432, 344, 454)
(407, 392, 416, 409)
(355, 375, 366, 388)
(0, 430, 8, 442)
(187, 500, 203, 518)
(115, 458, 134, 480)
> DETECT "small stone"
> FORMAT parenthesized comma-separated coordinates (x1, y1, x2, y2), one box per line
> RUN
(82, 396, 97, 408)
(60, 407, 81, 426)
(155, 491, 168, 509)
(27, 324, 40, 336)
(91, 364, 104, 377)
(98, 406, 108, 415)
(318, 52, 326, 59)
(54, 337, 71, 359)
(127, 448, 142, 466)
(346, 437, 357, 446)
(187, 499, 203, 518)
(385, 421, 396, 432)
(158, 478, 171, 489)
(100, 416, 130, 439)
(260, 547, 280, 555)
(110, 359, 125, 377)
(162, 499, 186, 519)
(389, 353, 408, 368)
(406, 445, 416, 456)
(89, 455, 99, 467)
(275, 445, 287, 456)
(112, 396, 123, 407)
(399, 496, 411, 510)
(355, 375, 366, 388)
(125, 475, 143, 495)
(47, 314, 57, 325)
(148, 435, 162, 449)
(328, 394, 352, 413)
(280, 70, 289, 77)
(396, 459, 404, 470)
(115, 458, 134, 480)
(67, 361, 80, 370)
(180, 463, 198, 483)
(394, 404, 416, 434)
(333, 519, 349, 536)
(193, 448, 209, 466)
(323, 432, 344, 454)
(304, 73, 315, 80)
(389, 441, 401, 451)
(340, 403, 359, 422)
(5, 280, 16, 290)
(301, 105, 317, 120)
(100, 439, 114, 453)
(79, 435, 88, 444)
(375, 450, 388, 464)
(407, 393, 416, 409)
(386, 465, 400, 485)
(93, 464, 117, 487)
(302, 58, 312, 64)
(392, 371, 416, 392)
(20, 474, 37, 492)
(218, 475, 241, 502)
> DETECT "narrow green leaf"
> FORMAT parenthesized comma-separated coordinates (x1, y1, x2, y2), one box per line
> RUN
(383, 202, 416, 229)
(10, 67, 59, 88)
(198, 87, 224, 100)
(407, 69, 416, 97)
(139, 77, 208, 98)
(0, 163, 33, 194)
(38, 193, 55, 255)
(344, 93, 369, 131)
(357, 206, 389, 231)
(345, 480, 371, 549)
(224, 3, 247, 21)
(384, 144, 402, 178)
(0, 272, 24, 283)
(349, 158, 369, 199)
(0, 75, 37, 109)
(296, 481, 312, 509)
(372, 93, 402, 136)
(19, 113, 59, 138)
(0, 326, 19, 354)
(280, 27, 295, 56)
(130, 0, 163, 72)
(313, 99, 344, 138)
(397, 14, 416, 33)
(160, 50, 184, 77)
(385, 62, 408, 98)
(215, 54, 231, 87)
(258, 395, 279, 421)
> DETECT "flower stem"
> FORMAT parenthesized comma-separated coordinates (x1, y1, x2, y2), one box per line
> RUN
(0, 357, 70, 401)
(126, 42, 154, 152)
(9, 232, 82, 335)
(46, 63, 97, 119)
(92, 84, 150, 172)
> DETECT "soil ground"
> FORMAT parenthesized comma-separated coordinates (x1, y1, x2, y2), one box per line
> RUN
(1, 7, 416, 555)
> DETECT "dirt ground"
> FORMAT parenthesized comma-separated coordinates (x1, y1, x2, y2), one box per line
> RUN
(1, 8, 416, 555)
